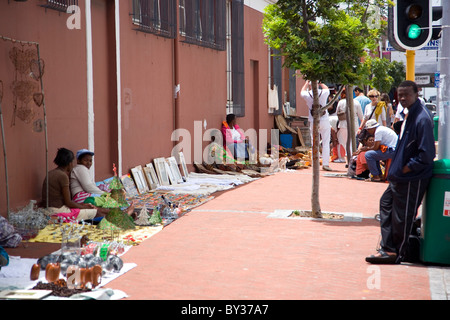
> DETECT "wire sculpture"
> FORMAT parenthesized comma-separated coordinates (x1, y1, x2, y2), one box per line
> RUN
(0, 35, 49, 217)
(8, 45, 46, 125)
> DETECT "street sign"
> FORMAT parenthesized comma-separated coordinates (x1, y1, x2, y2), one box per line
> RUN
(386, 39, 440, 51)
(435, 72, 440, 88)
(415, 73, 437, 88)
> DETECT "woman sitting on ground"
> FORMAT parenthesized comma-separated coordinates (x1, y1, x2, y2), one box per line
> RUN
(40, 148, 101, 222)
(221, 114, 250, 161)
(70, 149, 135, 215)
(70, 149, 106, 204)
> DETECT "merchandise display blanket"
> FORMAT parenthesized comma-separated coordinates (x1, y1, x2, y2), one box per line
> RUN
(24, 193, 212, 246)
(28, 223, 163, 246)
(129, 192, 215, 211)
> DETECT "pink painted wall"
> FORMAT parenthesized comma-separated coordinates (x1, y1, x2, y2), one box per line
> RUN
(0, 1, 90, 216)
(0, 1, 302, 218)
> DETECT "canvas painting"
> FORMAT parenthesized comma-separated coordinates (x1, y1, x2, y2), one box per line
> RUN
(165, 160, 177, 185)
(143, 166, 158, 190)
(145, 163, 160, 188)
(179, 151, 189, 180)
(131, 166, 149, 194)
(154, 157, 170, 186)
(120, 174, 139, 197)
(167, 156, 183, 184)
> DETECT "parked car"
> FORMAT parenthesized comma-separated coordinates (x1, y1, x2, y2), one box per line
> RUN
(425, 103, 437, 116)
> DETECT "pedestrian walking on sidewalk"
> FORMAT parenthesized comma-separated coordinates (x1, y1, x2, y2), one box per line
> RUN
(301, 81, 332, 171)
(366, 80, 435, 264)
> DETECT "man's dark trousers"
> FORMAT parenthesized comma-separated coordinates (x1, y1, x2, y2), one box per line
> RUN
(379, 177, 431, 263)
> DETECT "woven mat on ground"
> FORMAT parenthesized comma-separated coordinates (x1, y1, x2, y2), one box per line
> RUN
(28, 224, 163, 246)
(129, 192, 214, 211)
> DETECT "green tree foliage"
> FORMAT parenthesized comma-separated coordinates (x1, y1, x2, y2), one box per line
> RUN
(369, 57, 395, 94)
(363, 57, 406, 94)
(263, 0, 389, 217)
(388, 60, 407, 88)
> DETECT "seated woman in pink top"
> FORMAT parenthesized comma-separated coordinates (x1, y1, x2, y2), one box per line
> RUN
(221, 114, 249, 161)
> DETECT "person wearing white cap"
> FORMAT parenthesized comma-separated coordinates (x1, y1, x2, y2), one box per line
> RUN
(354, 119, 398, 182)
(70, 149, 106, 204)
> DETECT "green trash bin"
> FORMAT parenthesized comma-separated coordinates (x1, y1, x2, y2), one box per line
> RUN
(433, 116, 439, 142)
(420, 159, 450, 264)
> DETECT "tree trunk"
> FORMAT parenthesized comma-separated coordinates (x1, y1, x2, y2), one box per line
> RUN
(310, 81, 322, 218)
(345, 85, 356, 169)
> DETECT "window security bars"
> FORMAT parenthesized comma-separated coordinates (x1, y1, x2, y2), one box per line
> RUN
(180, 0, 226, 51)
(40, 0, 78, 12)
(132, 0, 177, 39)
(226, 0, 244, 117)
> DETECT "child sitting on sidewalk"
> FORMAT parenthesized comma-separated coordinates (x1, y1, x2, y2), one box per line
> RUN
(353, 134, 374, 179)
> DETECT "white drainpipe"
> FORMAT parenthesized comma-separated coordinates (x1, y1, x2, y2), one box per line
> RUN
(85, 0, 95, 175)
(115, 0, 123, 176)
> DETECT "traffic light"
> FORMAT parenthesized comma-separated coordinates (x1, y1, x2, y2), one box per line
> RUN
(432, 6, 443, 40)
(388, 0, 432, 51)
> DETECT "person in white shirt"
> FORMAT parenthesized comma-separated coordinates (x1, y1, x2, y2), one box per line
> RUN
(355, 120, 398, 182)
(70, 149, 106, 203)
(301, 81, 332, 171)
(335, 89, 363, 161)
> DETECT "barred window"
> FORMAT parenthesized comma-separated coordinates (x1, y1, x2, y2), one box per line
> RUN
(131, 0, 177, 39)
(226, 0, 245, 117)
(40, 0, 78, 12)
(180, 0, 226, 51)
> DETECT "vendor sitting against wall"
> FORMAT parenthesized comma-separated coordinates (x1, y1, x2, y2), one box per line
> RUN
(70, 149, 106, 204)
(40, 148, 101, 222)
(70, 149, 135, 215)
(221, 114, 252, 162)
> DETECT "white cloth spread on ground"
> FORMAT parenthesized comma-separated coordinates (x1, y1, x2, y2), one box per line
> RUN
(155, 172, 257, 194)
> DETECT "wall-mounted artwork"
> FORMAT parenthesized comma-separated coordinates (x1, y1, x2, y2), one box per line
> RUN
(154, 157, 170, 186)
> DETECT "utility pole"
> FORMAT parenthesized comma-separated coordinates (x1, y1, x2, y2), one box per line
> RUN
(438, 1, 450, 159)
(406, 50, 416, 81)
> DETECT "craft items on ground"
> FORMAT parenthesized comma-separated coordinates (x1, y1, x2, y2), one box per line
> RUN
(0, 146, 316, 299)
(0, 216, 22, 248)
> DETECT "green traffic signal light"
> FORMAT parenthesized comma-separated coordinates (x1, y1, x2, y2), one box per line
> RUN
(388, 0, 432, 51)
(407, 24, 422, 39)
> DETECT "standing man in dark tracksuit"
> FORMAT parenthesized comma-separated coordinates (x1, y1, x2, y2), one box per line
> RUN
(366, 81, 435, 264)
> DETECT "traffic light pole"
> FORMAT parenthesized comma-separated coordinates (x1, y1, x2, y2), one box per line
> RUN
(438, 0, 450, 159)
(406, 50, 416, 81)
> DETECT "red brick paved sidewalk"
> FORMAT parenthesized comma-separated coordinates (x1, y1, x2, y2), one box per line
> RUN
(105, 163, 432, 300)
